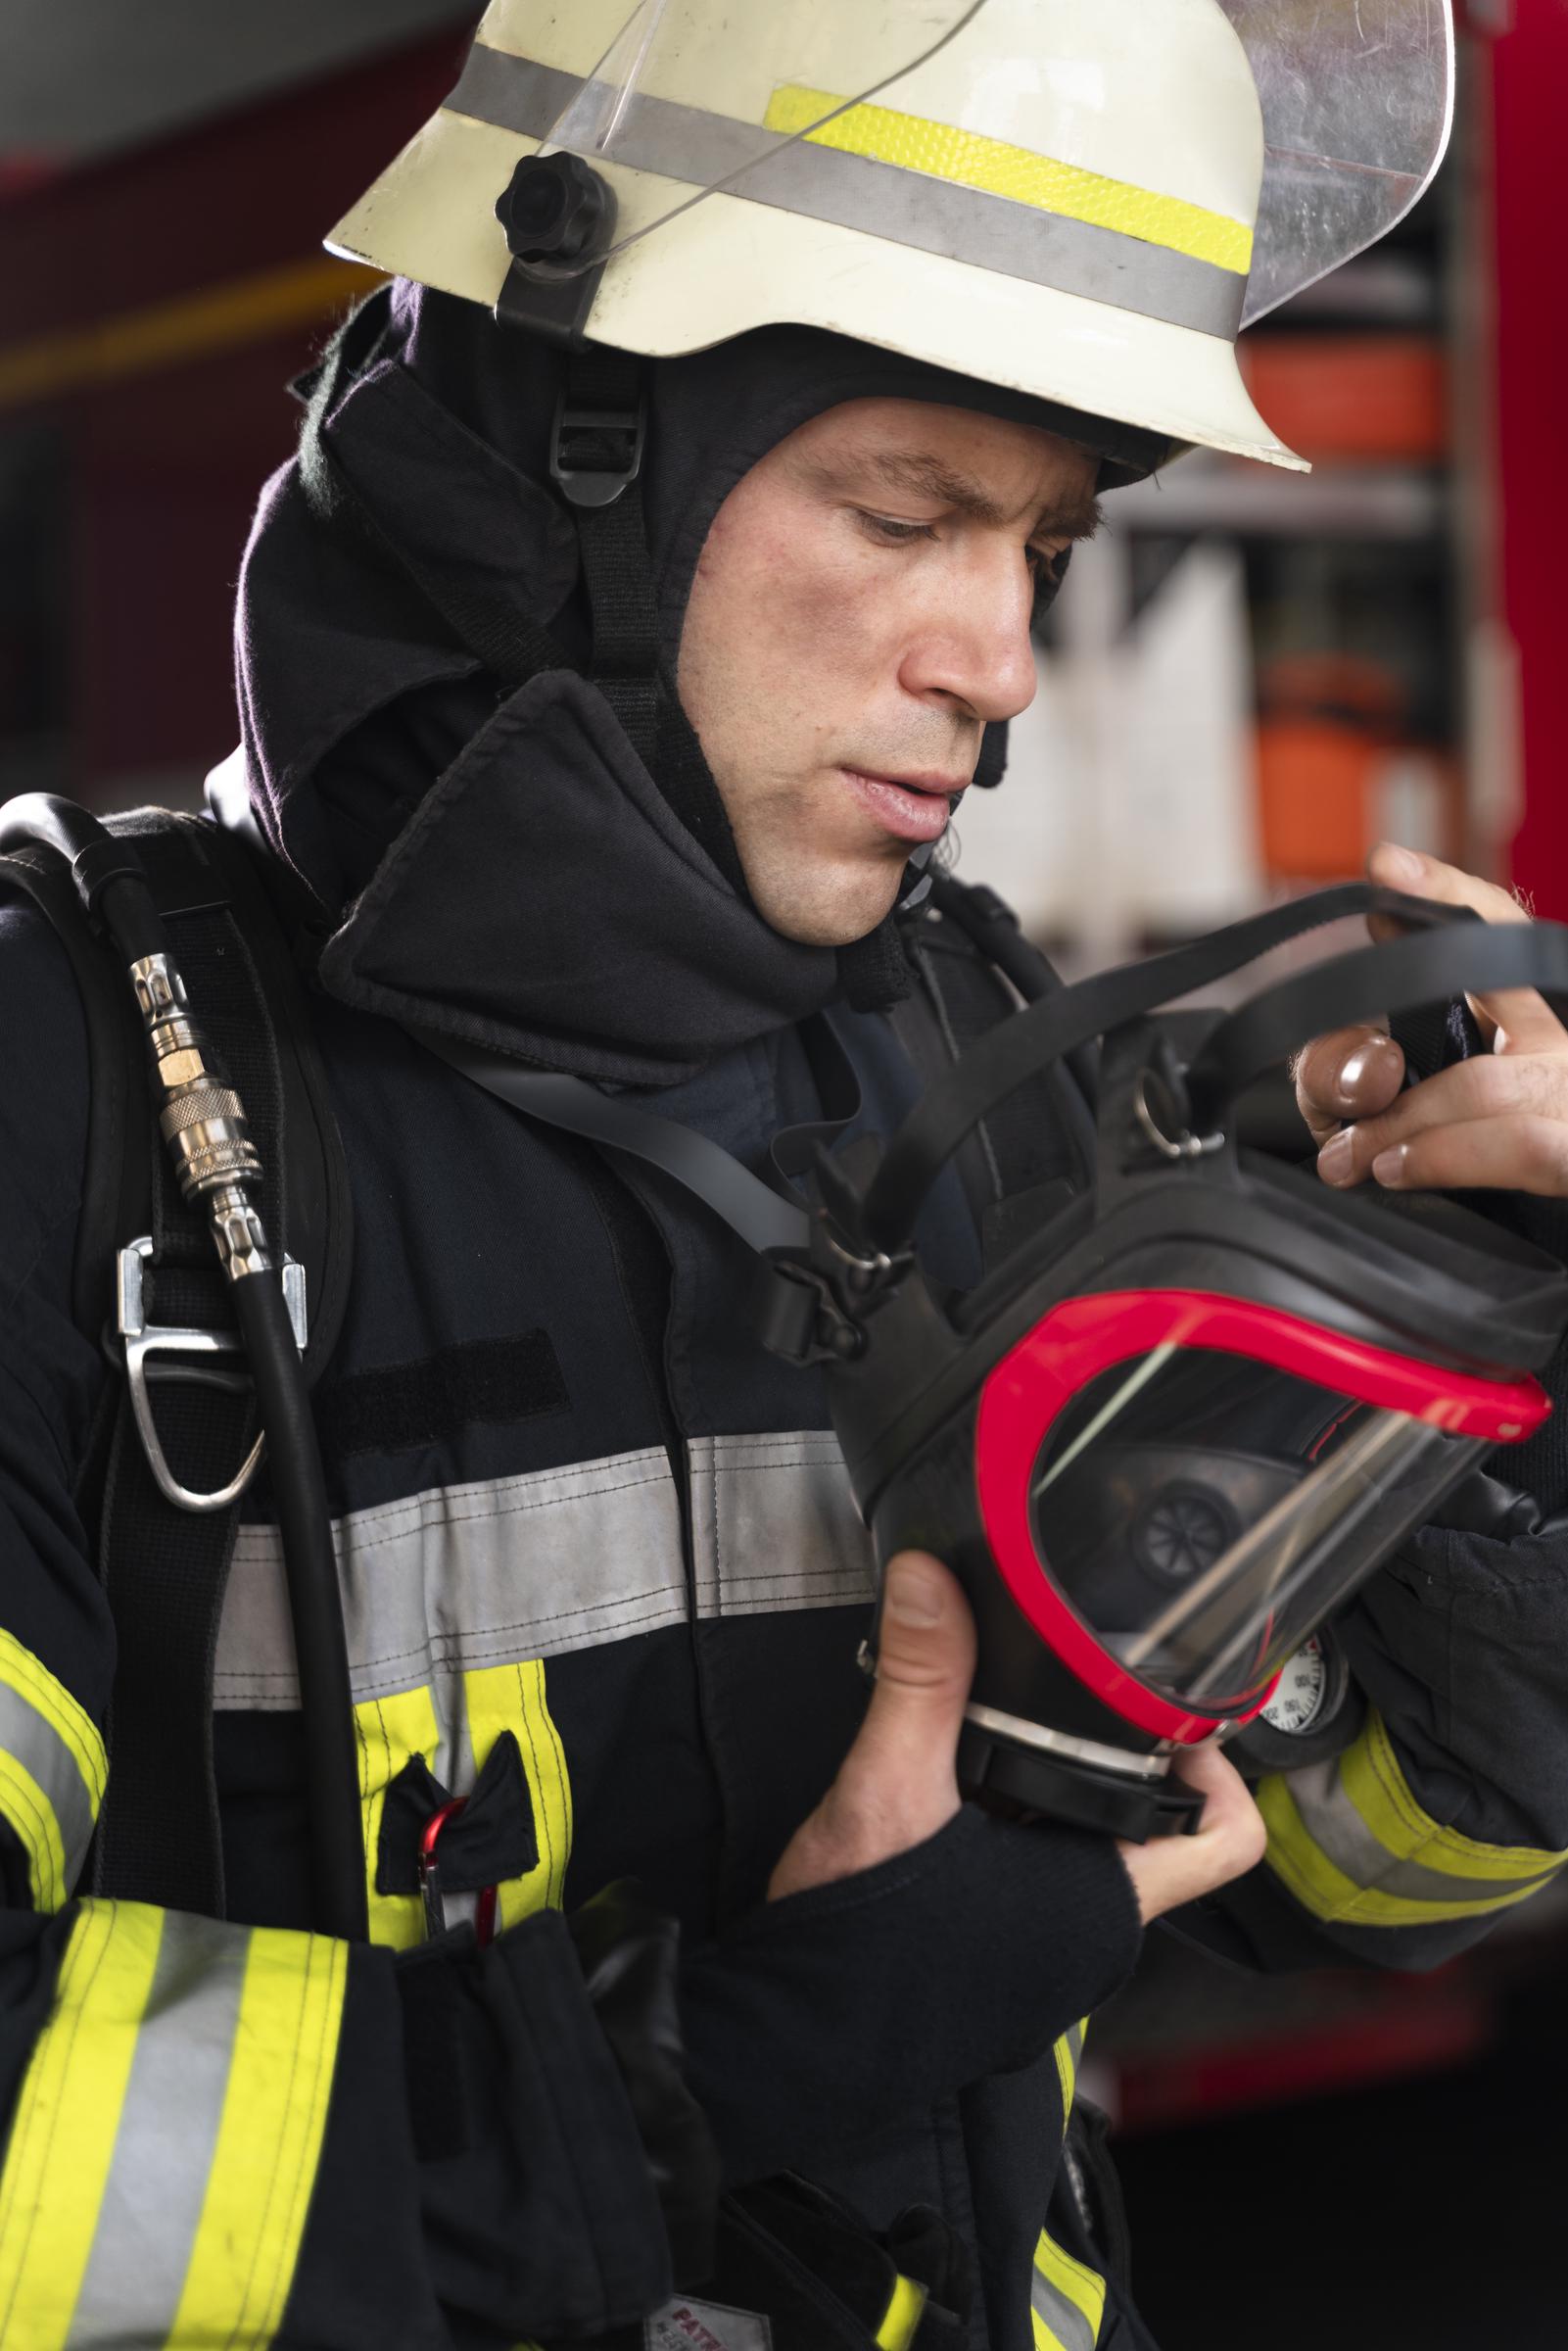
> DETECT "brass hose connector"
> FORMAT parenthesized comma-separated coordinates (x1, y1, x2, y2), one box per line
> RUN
(129, 952, 271, 1279)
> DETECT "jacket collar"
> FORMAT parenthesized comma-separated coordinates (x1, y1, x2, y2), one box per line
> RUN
(312, 670, 840, 1087)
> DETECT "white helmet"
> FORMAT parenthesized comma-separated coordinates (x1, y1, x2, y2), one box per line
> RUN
(328, 0, 1452, 475)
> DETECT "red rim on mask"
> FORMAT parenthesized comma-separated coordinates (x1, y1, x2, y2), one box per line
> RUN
(975, 1289, 1550, 1745)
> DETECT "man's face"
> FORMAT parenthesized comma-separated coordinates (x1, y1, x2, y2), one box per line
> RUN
(676, 396, 1102, 946)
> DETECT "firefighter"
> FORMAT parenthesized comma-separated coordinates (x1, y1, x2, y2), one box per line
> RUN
(0, 4, 1565, 2347)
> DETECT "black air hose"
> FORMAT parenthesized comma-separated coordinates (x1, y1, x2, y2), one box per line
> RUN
(0, 794, 365, 1941)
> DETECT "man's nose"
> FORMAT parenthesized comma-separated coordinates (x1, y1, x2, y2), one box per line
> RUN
(900, 555, 1039, 723)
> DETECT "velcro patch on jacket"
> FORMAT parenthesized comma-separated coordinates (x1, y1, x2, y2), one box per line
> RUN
(312, 1330, 568, 1462)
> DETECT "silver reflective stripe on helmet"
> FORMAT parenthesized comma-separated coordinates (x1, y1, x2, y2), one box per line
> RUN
(448, 48, 1248, 341)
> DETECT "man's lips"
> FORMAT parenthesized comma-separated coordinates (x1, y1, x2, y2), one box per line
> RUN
(838, 767, 967, 844)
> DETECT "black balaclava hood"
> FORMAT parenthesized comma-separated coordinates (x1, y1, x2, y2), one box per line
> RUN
(234, 278, 1166, 1083)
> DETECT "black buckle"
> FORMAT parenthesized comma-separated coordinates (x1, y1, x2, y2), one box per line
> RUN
(549, 384, 646, 510)
(753, 1257, 867, 1368)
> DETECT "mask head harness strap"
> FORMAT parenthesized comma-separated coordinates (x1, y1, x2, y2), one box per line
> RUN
(548, 348, 660, 772)
(495, 154, 664, 770)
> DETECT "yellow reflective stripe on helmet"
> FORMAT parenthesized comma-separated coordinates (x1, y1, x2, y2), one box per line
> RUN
(1031, 2226, 1105, 2351)
(169, 1927, 347, 2345)
(1259, 1706, 1568, 1927)
(876, 2271, 928, 2350)
(462, 1659, 573, 1923)
(1052, 2016, 1087, 2136)
(0, 1901, 161, 2344)
(765, 85, 1252, 276)
(0, 1903, 348, 2348)
(0, 1628, 106, 1912)
(356, 1683, 447, 1950)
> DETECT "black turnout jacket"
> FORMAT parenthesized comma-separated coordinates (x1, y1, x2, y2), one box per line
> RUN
(0, 284, 1566, 2351)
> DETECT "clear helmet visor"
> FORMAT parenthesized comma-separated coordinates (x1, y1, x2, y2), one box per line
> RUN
(1027, 1347, 1485, 1716)
(1217, 0, 1455, 324)
(535, 0, 988, 270)
(534, 0, 1452, 321)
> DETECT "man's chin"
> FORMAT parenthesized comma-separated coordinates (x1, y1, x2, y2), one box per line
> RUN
(746, 854, 908, 949)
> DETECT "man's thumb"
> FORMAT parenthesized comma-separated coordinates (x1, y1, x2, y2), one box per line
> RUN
(860, 1553, 976, 1758)
(767, 1555, 976, 1897)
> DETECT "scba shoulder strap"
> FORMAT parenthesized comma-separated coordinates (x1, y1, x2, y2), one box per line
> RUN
(0, 810, 354, 1916)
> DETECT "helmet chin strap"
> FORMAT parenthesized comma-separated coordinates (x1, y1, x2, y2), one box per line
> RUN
(896, 834, 940, 916)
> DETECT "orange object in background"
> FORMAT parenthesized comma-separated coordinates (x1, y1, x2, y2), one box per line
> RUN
(1256, 718, 1376, 878)
(1240, 335, 1448, 462)
(1255, 652, 1458, 881)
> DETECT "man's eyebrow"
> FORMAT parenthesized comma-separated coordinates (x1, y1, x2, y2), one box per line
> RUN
(814, 446, 1104, 540)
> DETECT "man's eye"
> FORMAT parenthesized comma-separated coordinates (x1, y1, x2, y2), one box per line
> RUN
(856, 511, 936, 547)
(1032, 545, 1074, 610)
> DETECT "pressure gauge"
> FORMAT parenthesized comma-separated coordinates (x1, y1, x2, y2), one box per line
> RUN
(1229, 1628, 1363, 1776)
(1260, 1635, 1333, 1736)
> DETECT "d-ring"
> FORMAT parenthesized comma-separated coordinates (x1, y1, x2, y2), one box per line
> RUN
(1133, 1069, 1224, 1162)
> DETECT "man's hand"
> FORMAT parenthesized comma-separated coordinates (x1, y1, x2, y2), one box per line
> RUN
(1297, 840, 1568, 1196)
(768, 1552, 1266, 1924)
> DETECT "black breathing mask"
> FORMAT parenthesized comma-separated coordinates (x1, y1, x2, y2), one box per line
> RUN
(417, 882, 1568, 1841)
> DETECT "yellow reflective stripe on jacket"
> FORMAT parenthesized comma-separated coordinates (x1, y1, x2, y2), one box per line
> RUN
(0, 1901, 347, 2348)
(0, 1628, 106, 1912)
(0, 1900, 159, 2342)
(1031, 2020, 1105, 2346)
(356, 1683, 447, 1949)
(169, 1927, 346, 2343)
(356, 1663, 574, 1949)
(1031, 2228, 1106, 2351)
(876, 2271, 928, 2349)
(764, 85, 1253, 274)
(1052, 2017, 1087, 2135)
(463, 1659, 572, 1925)
(1259, 1706, 1568, 1927)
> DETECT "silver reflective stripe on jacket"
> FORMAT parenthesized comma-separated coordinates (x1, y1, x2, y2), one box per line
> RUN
(215, 1433, 875, 1710)
(0, 1626, 106, 1911)
(1259, 1706, 1568, 1928)
(0, 1902, 346, 2344)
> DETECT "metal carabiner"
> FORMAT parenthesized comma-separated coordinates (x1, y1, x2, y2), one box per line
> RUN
(417, 1797, 499, 1946)
(115, 1236, 308, 1513)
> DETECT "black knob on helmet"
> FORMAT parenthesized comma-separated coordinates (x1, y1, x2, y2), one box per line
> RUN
(496, 153, 615, 268)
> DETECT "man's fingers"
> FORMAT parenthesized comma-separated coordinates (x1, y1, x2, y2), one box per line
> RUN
(1368, 840, 1528, 927)
(1294, 1025, 1404, 1146)
(1117, 1744, 1266, 1927)
(1365, 1114, 1568, 1198)
(1316, 1054, 1568, 1189)
(1366, 842, 1565, 1053)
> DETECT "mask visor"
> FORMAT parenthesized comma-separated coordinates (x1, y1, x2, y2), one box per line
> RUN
(976, 1289, 1548, 1741)
(1029, 1352, 1482, 1717)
